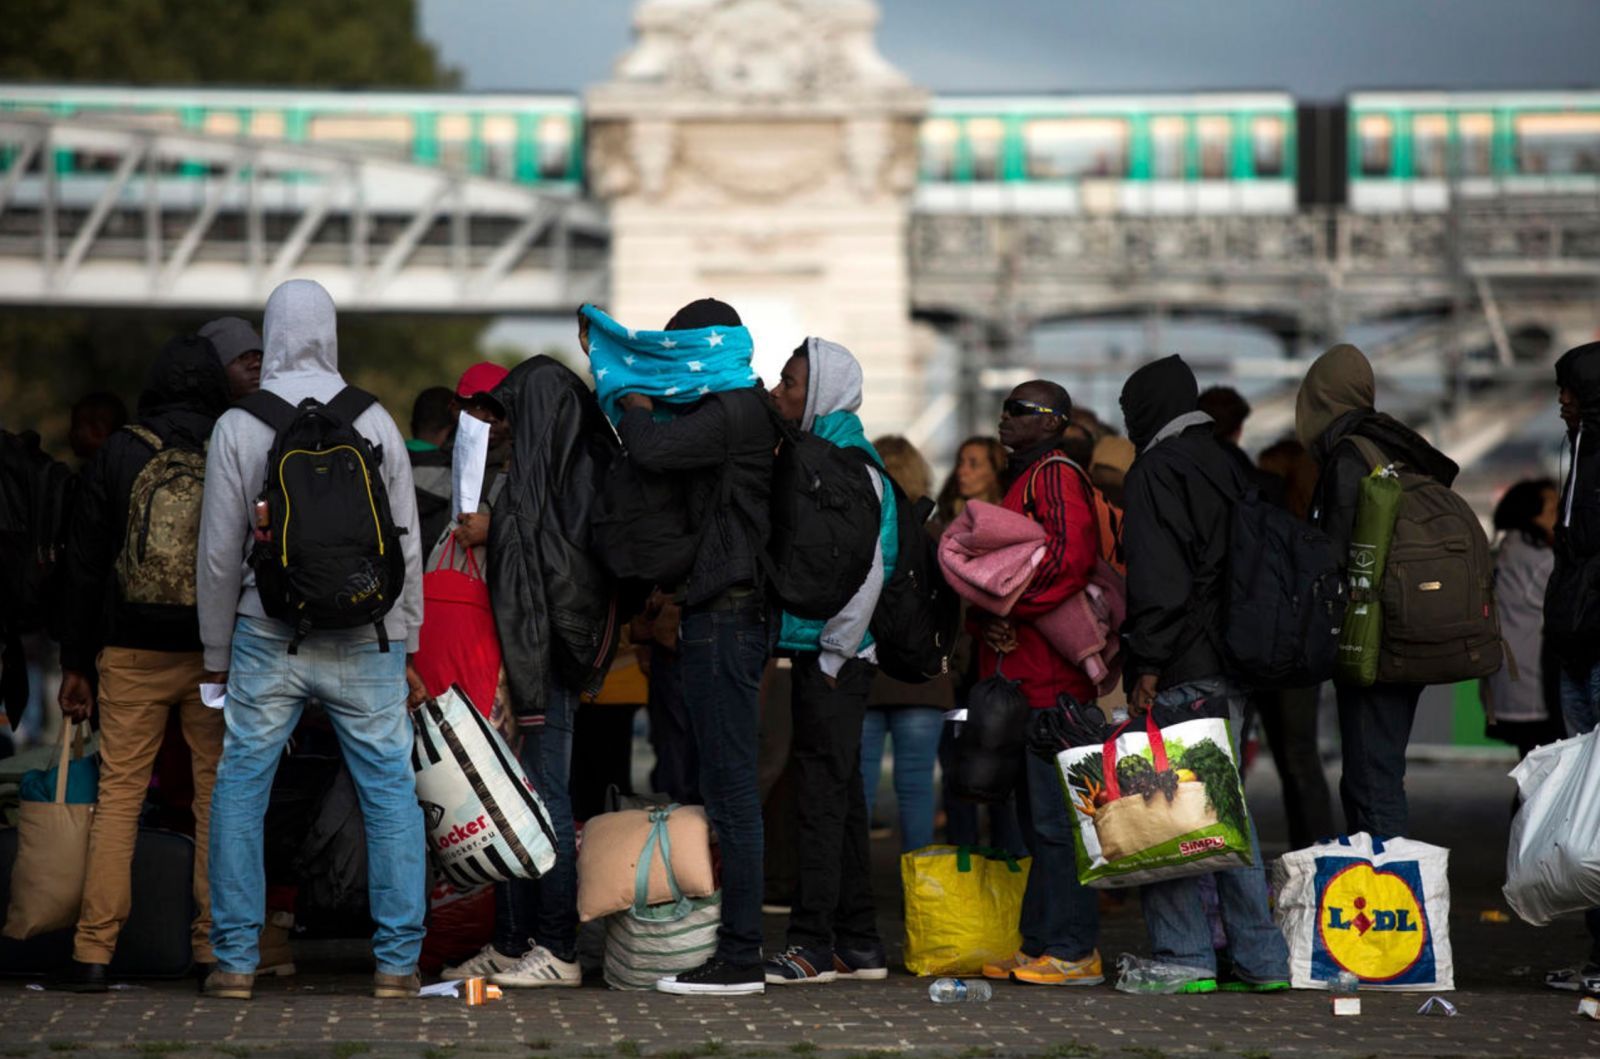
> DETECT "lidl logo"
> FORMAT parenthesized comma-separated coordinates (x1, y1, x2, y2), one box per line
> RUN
(1312, 859, 1433, 984)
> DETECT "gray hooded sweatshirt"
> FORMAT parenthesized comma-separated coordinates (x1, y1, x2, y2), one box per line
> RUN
(196, 279, 424, 671)
(783, 336, 889, 679)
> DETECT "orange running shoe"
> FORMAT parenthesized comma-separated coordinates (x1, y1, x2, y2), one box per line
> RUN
(980, 950, 1028, 980)
(1010, 951, 1105, 987)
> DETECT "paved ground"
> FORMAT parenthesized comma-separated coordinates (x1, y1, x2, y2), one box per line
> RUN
(3, 759, 1598, 1058)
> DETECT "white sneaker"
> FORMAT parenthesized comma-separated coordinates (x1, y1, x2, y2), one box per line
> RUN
(491, 945, 582, 988)
(441, 943, 521, 980)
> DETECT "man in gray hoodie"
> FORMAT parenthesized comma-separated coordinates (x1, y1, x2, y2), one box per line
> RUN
(195, 279, 426, 1001)
(763, 338, 896, 986)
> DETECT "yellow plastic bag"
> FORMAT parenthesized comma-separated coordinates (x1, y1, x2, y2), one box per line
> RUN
(900, 844, 1029, 976)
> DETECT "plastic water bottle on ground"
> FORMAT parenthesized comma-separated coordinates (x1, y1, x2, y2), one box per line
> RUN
(928, 978, 992, 1003)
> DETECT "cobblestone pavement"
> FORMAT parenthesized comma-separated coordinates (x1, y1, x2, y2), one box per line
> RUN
(3, 761, 1598, 1058)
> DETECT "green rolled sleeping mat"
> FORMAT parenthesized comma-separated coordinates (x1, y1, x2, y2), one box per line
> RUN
(1336, 465, 1403, 687)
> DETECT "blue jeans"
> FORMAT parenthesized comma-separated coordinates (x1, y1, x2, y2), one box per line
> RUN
(679, 599, 769, 965)
(1335, 680, 1422, 839)
(210, 616, 427, 977)
(860, 707, 942, 853)
(493, 680, 578, 962)
(1018, 744, 1099, 961)
(1558, 661, 1600, 965)
(1140, 678, 1290, 983)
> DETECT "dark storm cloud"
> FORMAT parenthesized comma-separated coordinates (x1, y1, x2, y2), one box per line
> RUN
(420, 0, 1600, 96)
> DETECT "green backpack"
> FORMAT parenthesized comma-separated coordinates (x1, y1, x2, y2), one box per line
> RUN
(114, 426, 207, 608)
(1339, 436, 1502, 687)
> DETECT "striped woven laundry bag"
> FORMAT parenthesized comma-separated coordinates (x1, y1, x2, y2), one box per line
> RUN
(604, 806, 720, 990)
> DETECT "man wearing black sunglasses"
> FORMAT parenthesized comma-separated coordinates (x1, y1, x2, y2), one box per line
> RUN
(973, 381, 1105, 988)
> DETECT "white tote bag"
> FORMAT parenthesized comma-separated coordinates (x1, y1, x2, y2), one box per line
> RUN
(1504, 728, 1600, 926)
(1273, 833, 1454, 991)
(412, 685, 557, 888)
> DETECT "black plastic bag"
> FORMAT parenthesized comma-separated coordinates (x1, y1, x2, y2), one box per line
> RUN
(948, 668, 1030, 804)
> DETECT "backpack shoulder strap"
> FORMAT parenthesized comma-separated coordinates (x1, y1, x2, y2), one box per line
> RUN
(123, 425, 163, 453)
(237, 390, 298, 434)
(1344, 434, 1390, 473)
(1023, 453, 1086, 516)
(325, 386, 379, 429)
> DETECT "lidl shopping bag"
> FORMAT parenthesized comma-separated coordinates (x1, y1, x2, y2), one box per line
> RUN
(412, 686, 557, 889)
(901, 845, 1029, 976)
(1337, 466, 1402, 687)
(1057, 711, 1252, 888)
(1504, 728, 1600, 925)
(1274, 833, 1454, 991)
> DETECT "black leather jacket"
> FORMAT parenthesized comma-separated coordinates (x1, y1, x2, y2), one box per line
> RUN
(488, 357, 620, 723)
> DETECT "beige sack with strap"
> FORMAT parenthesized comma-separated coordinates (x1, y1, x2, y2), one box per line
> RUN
(3, 723, 95, 939)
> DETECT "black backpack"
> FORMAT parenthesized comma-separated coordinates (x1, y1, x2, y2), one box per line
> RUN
(240, 388, 406, 652)
(592, 456, 698, 587)
(1180, 450, 1347, 689)
(0, 429, 73, 635)
(764, 418, 882, 621)
(843, 449, 960, 682)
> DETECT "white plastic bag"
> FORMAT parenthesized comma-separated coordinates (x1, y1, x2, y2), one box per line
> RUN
(413, 685, 557, 889)
(1504, 728, 1600, 926)
(1273, 833, 1454, 992)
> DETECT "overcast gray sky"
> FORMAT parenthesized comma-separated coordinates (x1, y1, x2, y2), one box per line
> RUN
(419, 0, 1600, 99)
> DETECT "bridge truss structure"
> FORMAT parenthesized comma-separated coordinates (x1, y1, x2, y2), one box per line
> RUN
(0, 113, 609, 312)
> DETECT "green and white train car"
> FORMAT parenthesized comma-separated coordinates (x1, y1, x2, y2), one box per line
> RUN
(915, 92, 1299, 215)
(1346, 90, 1600, 212)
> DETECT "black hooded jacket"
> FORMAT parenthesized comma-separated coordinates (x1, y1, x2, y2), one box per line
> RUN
(1119, 356, 1243, 688)
(1307, 410, 1460, 561)
(487, 356, 621, 724)
(1548, 342, 1600, 667)
(58, 336, 231, 673)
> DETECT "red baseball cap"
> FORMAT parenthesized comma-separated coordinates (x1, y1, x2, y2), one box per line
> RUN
(456, 362, 509, 400)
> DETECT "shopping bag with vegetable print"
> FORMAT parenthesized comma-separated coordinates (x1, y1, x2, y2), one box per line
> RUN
(1057, 711, 1254, 888)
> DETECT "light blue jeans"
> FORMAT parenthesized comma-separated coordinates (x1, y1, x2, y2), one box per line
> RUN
(1140, 678, 1290, 983)
(860, 707, 943, 852)
(209, 616, 427, 976)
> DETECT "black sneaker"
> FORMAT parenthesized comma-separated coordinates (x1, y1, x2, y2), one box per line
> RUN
(47, 960, 108, 994)
(656, 957, 766, 996)
(833, 943, 889, 981)
(764, 945, 837, 985)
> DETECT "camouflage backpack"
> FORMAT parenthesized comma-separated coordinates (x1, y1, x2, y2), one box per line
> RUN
(115, 426, 207, 608)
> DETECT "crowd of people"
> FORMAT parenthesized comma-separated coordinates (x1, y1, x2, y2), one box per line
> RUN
(1, 275, 1597, 1002)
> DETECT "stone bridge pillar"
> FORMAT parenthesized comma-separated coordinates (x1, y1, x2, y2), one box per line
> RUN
(586, 0, 928, 434)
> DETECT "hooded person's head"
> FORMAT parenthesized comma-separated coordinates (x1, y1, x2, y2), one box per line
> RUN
(1555, 341, 1600, 434)
(1295, 343, 1375, 450)
(137, 334, 231, 423)
(771, 337, 863, 433)
(1119, 355, 1200, 451)
(261, 279, 339, 384)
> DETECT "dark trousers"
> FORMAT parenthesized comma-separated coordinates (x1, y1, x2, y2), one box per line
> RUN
(570, 703, 639, 822)
(787, 654, 879, 952)
(1255, 686, 1336, 849)
(679, 600, 769, 965)
(940, 723, 1029, 857)
(494, 681, 579, 962)
(1016, 750, 1099, 960)
(1335, 680, 1422, 839)
(647, 644, 699, 804)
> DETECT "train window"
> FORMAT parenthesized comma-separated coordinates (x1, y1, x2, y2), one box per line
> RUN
(1024, 118, 1128, 180)
(1412, 114, 1449, 178)
(1252, 116, 1285, 178)
(1357, 114, 1392, 177)
(920, 119, 958, 180)
(204, 112, 242, 138)
(438, 114, 473, 170)
(537, 115, 573, 180)
(482, 114, 518, 180)
(1515, 112, 1600, 175)
(308, 114, 413, 160)
(250, 112, 286, 140)
(1457, 113, 1493, 176)
(967, 118, 1004, 181)
(1197, 116, 1231, 179)
(1150, 117, 1186, 179)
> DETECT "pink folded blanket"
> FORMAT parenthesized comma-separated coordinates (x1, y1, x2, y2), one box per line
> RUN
(937, 500, 1046, 616)
(1033, 561, 1126, 697)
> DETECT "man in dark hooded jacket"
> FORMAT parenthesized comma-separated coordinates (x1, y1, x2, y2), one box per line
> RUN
(51, 335, 231, 992)
(1119, 355, 1290, 992)
(1296, 343, 1459, 840)
(1543, 340, 1600, 993)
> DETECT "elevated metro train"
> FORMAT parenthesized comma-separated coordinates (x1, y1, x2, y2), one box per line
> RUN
(1, 83, 1596, 214)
